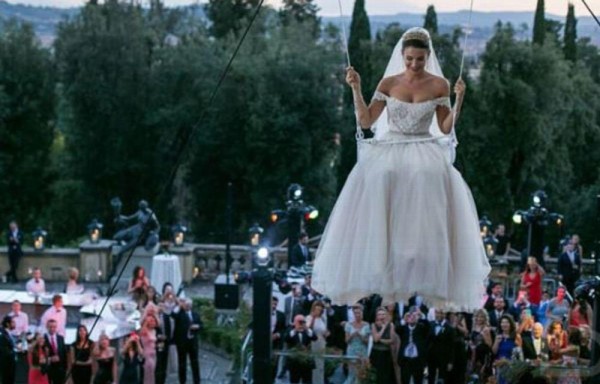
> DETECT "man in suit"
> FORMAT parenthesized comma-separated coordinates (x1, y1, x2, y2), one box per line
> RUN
(484, 282, 507, 312)
(271, 296, 287, 379)
(290, 232, 311, 268)
(427, 309, 455, 384)
(558, 240, 582, 296)
(0, 315, 16, 384)
(285, 314, 317, 383)
(44, 319, 67, 384)
(5, 221, 23, 283)
(398, 309, 428, 384)
(488, 297, 508, 330)
(284, 284, 306, 325)
(522, 322, 549, 360)
(173, 298, 202, 384)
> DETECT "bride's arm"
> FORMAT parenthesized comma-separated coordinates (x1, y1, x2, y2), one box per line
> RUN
(437, 78, 466, 134)
(346, 67, 386, 128)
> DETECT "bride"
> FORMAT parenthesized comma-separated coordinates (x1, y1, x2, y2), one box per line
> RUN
(312, 27, 490, 311)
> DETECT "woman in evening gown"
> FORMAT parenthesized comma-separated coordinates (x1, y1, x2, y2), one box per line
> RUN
(312, 27, 490, 311)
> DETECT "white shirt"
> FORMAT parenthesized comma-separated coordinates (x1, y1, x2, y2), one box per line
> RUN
(8, 311, 29, 336)
(533, 338, 542, 355)
(26, 278, 46, 295)
(40, 306, 67, 337)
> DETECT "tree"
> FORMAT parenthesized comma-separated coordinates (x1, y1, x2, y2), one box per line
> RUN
(53, 0, 177, 240)
(532, 0, 545, 45)
(280, 0, 320, 36)
(423, 5, 438, 35)
(187, 20, 341, 242)
(0, 19, 55, 232)
(205, 0, 260, 38)
(564, 3, 577, 62)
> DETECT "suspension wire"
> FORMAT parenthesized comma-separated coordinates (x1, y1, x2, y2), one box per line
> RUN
(337, 0, 351, 67)
(63, 1, 265, 383)
(581, 0, 600, 28)
(458, 0, 475, 79)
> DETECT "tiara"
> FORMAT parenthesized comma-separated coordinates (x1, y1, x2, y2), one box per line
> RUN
(402, 30, 430, 44)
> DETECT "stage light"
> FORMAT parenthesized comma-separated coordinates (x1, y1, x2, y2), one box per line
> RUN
(532, 190, 547, 208)
(512, 211, 524, 225)
(479, 216, 492, 238)
(304, 205, 319, 221)
(287, 183, 303, 202)
(256, 247, 270, 267)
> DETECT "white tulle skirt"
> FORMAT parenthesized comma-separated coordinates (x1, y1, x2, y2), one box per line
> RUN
(312, 138, 491, 311)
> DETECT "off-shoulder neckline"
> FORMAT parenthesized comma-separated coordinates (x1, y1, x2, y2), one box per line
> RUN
(374, 90, 449, 105)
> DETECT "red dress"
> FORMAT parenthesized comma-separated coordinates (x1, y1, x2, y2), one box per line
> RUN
(28, 348, 49, 384)
(523, 271, 542, 305)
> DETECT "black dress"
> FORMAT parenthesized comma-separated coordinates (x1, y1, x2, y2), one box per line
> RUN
(71, 342, 93, 384)
(93, 356, 114, 384)
(369, 324, 396, 384)
(119, 352, 144, 384)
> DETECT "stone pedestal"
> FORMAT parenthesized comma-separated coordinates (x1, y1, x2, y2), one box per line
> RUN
(79, 239, 113, 282)
(168, 244, 195, 283)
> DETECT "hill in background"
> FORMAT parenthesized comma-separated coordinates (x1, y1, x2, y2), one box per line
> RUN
(1, 1, 598, 51)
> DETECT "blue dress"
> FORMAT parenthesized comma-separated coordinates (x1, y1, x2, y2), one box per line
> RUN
(344, 322, 371, 384)
(495, 338, 516, 384)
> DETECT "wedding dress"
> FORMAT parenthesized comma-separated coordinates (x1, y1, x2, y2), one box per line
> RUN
(312, 88, 491, 311)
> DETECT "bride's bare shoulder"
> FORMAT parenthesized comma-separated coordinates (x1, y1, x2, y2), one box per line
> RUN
(428, 74, 450, 96)
(377, 75, 401, 93)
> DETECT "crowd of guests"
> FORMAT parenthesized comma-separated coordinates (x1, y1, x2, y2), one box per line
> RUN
(0, 265, 203, 384)
(274, 232, 592, 384)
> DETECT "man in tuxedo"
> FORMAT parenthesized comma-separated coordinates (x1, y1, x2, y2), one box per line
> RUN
(284, 284, 306, 325)
(290, 232, 311, 268)
(44, 319, 67, 384)
(173, 298, 202, 384)
(285, 314, 317, 383)
(398, 309, 428, 384)
(427, 309, 455, 384)
(0, 315, 16, 384)
(522, 322, 548, 360)
(484, 282, 506, 312)
(271, 296, 287, 379)
(558, 240, 582, 296)
(488, 297, 508, 330)
(6, 221, 23, 283)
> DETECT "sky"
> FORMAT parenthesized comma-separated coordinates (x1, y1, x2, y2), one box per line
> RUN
(5, 0, 595, 17)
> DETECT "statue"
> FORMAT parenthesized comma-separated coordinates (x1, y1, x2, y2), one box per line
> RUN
(111, 198, 160, 257)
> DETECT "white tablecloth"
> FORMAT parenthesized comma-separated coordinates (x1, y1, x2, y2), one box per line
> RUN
(150, 254, 182, 293)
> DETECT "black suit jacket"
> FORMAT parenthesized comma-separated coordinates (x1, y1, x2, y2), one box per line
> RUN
(44, 333, 68, 369)
(285, 328, 317, 349)
(172, 309, 203, 345)
(487, 310, 507, 330)
(558, 252, 581, 281)
(272, 310, 286, 350)
(427, 321, 455, 366)
(290, 244, 311, 268)
(0, 328, 16, 364)
(6, 230, 23, 256)
(397, 323, 428, 365)
(522, 332, 549, 360)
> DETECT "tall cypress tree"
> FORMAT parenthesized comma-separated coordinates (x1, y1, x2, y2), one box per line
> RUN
(532, 0, 545, 44)
(348, 0, 371, 88)
(564, 3, 577, 61)
(423, 5, 438, 35)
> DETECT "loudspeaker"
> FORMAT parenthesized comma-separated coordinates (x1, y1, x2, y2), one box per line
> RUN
(214, 282, 240, 310)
